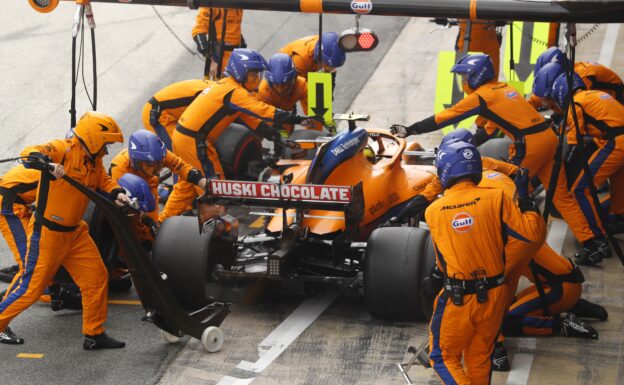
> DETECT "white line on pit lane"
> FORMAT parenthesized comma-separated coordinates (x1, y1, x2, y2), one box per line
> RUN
(506, 218, 568, 385)
(598, 24, 621, 67)
(215, 291, 339, 385)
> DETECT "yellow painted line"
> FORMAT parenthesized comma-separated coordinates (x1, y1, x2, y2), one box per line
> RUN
(17, 353, 44, 359)
(249, 216, 265, 229)
(108, 300, 141, 306)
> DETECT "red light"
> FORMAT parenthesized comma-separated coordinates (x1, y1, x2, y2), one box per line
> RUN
(358, 33, 375, 49)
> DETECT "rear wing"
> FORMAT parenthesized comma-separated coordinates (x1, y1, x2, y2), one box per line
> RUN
(204, 179, 364, 214)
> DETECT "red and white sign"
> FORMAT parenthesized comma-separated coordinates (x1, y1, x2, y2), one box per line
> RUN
(451, 212, 474, 233)
(350, 0, 373, 15)
(209, 180, 352, 203)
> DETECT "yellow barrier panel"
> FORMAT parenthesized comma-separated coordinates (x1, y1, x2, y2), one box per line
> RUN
(503, 22, 550, 97)
(307, 72, 333, 124)
(435, 51, 478, 134)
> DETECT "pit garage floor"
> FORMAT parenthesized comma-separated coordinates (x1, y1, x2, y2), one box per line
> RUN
(1, 3, 623, 385)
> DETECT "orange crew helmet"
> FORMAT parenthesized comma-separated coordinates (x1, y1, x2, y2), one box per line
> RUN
(73, 112, 124, 157)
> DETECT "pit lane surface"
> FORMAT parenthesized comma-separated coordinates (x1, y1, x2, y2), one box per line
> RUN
(1, 4, 624, 385)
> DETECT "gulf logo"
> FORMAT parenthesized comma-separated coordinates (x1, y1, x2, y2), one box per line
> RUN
(350, 0, 373, 14)
(451, 212, 474, 233)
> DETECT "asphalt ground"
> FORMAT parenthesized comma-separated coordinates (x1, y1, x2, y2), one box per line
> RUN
(0, 3, 408, 384)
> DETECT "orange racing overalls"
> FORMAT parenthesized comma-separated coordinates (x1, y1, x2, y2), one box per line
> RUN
(567, 90, 624, 236)
(420, 81, 595, 244)
(0, 138, 122, 336)
(192, 7, 244, 77)
(257, 76, 322, 134)
(161, 76, 278, 221)
(505, 245, 583, 336)
(141, 79, 214, 150)
(425, 180, 545, 385)
(110, 149, 200, 239)
(279, 35, 322, 78)
(0, 166, 38, 297)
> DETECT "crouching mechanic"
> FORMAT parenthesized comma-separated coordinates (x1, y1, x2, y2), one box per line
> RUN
(280, 32, 346, 93)
(425, 140, 545, 384)
(552, 73, 624, 264)
(258, 53, 323, 135)
(160, 48, 314, 221)
(391, 53, 608, 267)
(110, 129, 207, 244)
(530, 47, 623, 108)
(0, 112, 130, 349)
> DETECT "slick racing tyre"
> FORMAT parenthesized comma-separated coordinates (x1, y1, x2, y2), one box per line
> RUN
(284, 129, 327, 160)
(420, 233, 437, 321)
(153, 216, 213, 310)
(215, 123, 263, 179)
(364, 227, 432, 322)
(478, 137, 512, 161)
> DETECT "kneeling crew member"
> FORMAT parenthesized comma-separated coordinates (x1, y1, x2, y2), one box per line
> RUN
(425, 140, 545, 384)
(0, 112, 130, 349)
(110, 129, 207, 239)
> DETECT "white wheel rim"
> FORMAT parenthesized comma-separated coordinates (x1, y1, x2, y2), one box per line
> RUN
(201, 326, 224, 352)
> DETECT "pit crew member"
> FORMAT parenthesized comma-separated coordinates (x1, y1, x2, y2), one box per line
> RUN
(258, 53, 322, 135)
(425, 139, 545, 384)
(552, 72, 624, 264)
(110, 129, 207, 238)
(0, 112, 129, 349)
(192, 7, 244, 79)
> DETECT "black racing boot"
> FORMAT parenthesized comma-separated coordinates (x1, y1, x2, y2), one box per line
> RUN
(491, 342, 510, 372)
(560, 313, 598, 339)
(608, 214, 624, 235)
(0, 327, 24, 345)
(50, 284, 82, 311)
(574, 238, 609, 266)
(570, 299, 609, 321)
(83, 333, 126, 350)
(0, 264, 19, 283)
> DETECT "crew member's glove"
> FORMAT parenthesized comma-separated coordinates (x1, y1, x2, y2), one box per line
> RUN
(193, 34, 210, 57)
(390, 117, 438, 138)
(514, 167, 538, 212)
(274, 109, 315, 127)
(256, 122, 282, 141)
(400, 195, 430, 219)
(23, 152, 52, 171)
(390, 124, 409, 138)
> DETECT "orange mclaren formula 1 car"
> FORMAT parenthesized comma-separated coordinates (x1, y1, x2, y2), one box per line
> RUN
(152, 115, 438, 321)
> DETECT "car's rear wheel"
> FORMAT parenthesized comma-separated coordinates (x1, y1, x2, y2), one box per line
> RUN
(478, 137, 512, 161)
(364, 227, 433, 321)
(152, 216, 213, 310)
(215, 123, 263, 179)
